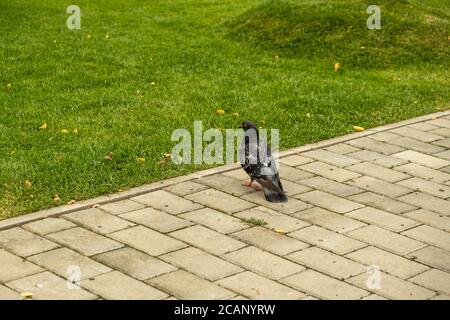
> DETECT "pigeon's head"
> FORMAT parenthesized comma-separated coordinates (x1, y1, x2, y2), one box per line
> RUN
(239, 120, 257, 131)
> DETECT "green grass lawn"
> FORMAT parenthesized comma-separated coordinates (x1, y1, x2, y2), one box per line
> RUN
(1, 0, 449, 219)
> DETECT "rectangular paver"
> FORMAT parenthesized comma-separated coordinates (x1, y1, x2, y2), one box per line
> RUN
(347, 137, 405, 155)
(287, 247, 366, 280)
(348, 192, 416, 214)
(389, 136, 445, 154)
(394, 163, 450, 183)
(110, 225, 186, 256)
(294, 207, 366, 234)
(406, 246, 450, 273)
(179, 208, 249, 234)
(401, 225, 450, 251)
(397, 177, 450, 199)
(22, 218, 75, 236)
(409, 269, 450, 295)
(164, 181, 208, 196)
(302, 149, 361, 167)
(132, 190, 203, 214)
(295, 190, 364, 213)
(160, 247, 242, 281)
(0, 248, 42, 282)
(0, 227, 59, 257)
(223, 246, 304, 280)
(196, 174, 255, 197)
(392, 150, 449, 169)
(169, 225, 246, 255)
(241, 192, 311, 215)
(347, 225, 425, 255)
(282, 269, 368, 300)
(231, 226, 308, 255)
(298, 176, 363, 197)
(346, 176, 412, 197)
(398, 192, 450, 215)
(404, 209, 450, 232)
(216, 271, 305, 300)
(48, 227, 123, 256)
(298, 161, 360, 182)
(279, 154, 314, 166)
(346, 162, 410, 183)
(147, 270, 234, 300)
(288, 225, 366, 255)
(345, 207, 419, 232)
(93, 247, 177, 280)
(345, 246, 429, 279)
(98, 199, 145, 215)
(186, 189, 254, 214)
(347, 150, 407, 168)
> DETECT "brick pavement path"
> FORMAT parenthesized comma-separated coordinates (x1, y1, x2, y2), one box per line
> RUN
(1, 111, 450, 300)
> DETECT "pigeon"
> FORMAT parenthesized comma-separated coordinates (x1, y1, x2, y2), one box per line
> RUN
(238, 120, 288, 203)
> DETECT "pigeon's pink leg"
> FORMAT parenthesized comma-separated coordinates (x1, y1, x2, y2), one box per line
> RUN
(252, 182, 262, 191)
(242, 180, 252, 187)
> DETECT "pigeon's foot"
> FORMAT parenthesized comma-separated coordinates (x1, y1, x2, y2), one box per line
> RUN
(242, 180, 252, 187)
(252, 183, 262, 191)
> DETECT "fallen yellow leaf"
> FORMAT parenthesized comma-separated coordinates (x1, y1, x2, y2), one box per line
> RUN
(61, 129, 69, 134)
(157, 160, 166, 165)
(216, 109, 225, 115)
(86, 34, 91, 39)
(233, 112, 239, 117)
(150, 81, 155, 86)
(24, 180, 32, 188)
(334, 62, 341, 72)
(104, 155, 112, 161)
(6, 83, 11, 88)
(163, 153, 172, 159)
(21, 292, 33, 299)
(53, 194, 60, 202)
(39, 123, 48, 130)
(73, 128, 78, 134)
(67, 200, 76, 205)
(273, 228, 287, 234)
(136, 157, 146, 163)
(353, 126, 365, 132)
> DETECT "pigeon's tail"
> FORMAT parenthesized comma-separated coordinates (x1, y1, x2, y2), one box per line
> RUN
(258, 175, 288, 203)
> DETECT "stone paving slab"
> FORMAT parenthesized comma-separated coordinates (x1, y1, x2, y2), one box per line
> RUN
(1, 111, 449, 300)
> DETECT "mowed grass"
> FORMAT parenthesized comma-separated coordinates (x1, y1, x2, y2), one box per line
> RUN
(0, 0, 449, 219)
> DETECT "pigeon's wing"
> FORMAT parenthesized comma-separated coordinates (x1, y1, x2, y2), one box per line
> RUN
(239, 134, 261, 178)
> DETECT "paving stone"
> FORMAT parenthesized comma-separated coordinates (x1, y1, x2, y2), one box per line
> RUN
(216, 271, 305, 300)
(404, 209, 450, 232)
(160, 247, 242, 281)
(120, 207, 192, 233)
(398, 192, 450, 215)
(179, 208, 248, 234)
(83, 270, 168, 300)
(389, 136, 445, 154)
(435, 150, 450, 161)
(295, 190, 364, 213)
(22, 218, 76, 236)
(288, 225, 366, 255)
(348, 192, 416, 214)
(409, 269, 450, 295)
(325, 144, 360, 154)
(302, 149, 361, 167)
(390, 126, 444, 142)
(196, 174, 255, 197)
(294, 207, 366, 233)
(0, 228, 59, 257)
(186, 189, 254, 214)
(132, 190, 203, 215)
(394, 163, 450, 183)
(93, 247, 177, 280)
(7, 271, 97, 300)
(442, 166, 450, 174)
(397, 177, 450, 199)
(392, 150, 449, 169)
(430, 127, 450, 138)
(347, 176, 412, 198)
(147, 270, 234, 300)
(231, 227, 308, 255)
(169, 225, 245, 255)
(282, 269, 368, 300)
(287, 247, 366, 280)
(345, 207, 419, 232)
(346, 272, 435, 300)
(164, 181, 208, 196)
(430, 294, 450, 300)
(408, 122, 440, 132)
(433, 137, 450, 149)
(347, 137, 405, 155)
(345, 246, 429, 279)
(298, 176, 363, 197)
(346, 162, 410, 183)
(347, 226, 425, 255)
(279, 154, 314, 166)
(406, 246, 450, 273)
(401, 225, 450, 251)
(0, 248, 43, 282)
(0, 285, 20, 300)
(223, 246, 304, 280)
(235, 206, 309, 232)
(28, 248, 111, 281)
(63, 208, 135, 234)
(298, 161, 360, 182)
(241, 192, 311, 215)
(222, 169, 249, 180)
(47, 227, 122, 256)
(98, 199, 145, 215)
(427, 118, 450, 128)
(110, 226, 186, 256)
(370, 131, 401, 142)
(280, 180, 311, 196)
(346, 150, 407, 168)
(277, 164, 315, 181)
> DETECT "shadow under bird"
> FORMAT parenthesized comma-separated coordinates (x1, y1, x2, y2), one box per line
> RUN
(239, 120, 288, 203)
